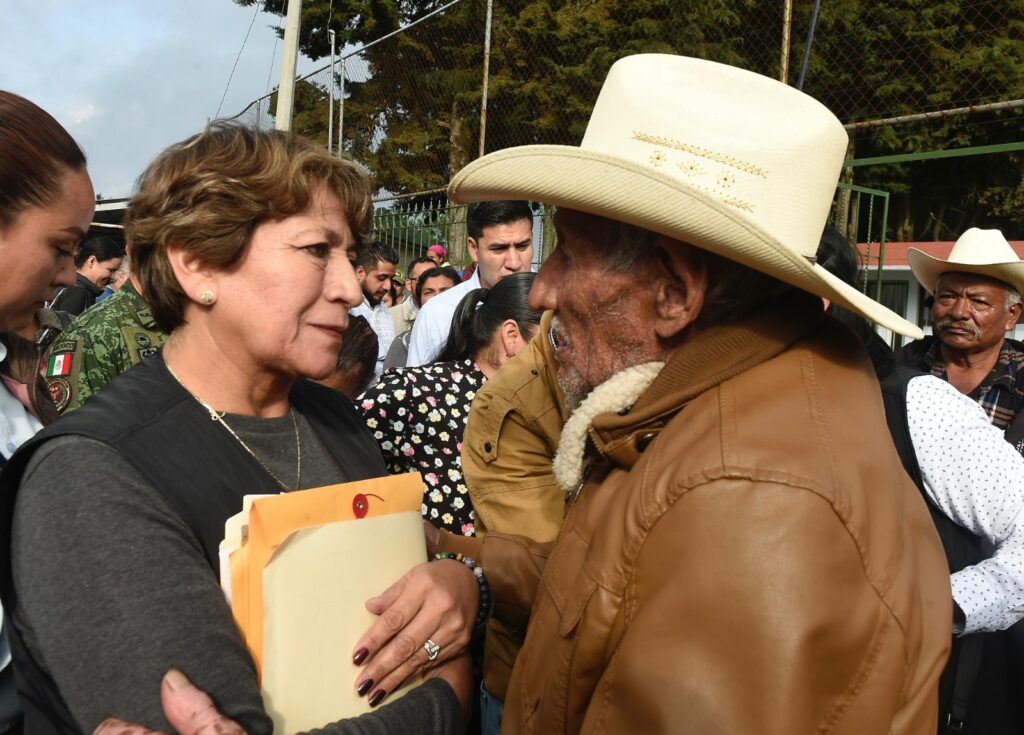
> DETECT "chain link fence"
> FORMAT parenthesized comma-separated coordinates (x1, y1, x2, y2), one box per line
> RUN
(797, 0, 1023, 125)
(228, 0, 1024, 250)
(226, 65, 337, 147)
(227, 1, 1024, 158)
(482, 0, 787, 155)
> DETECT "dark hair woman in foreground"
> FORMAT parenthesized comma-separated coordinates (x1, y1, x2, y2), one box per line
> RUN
(359, 272, 541, 536)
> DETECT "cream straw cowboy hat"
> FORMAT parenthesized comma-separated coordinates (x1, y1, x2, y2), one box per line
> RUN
(908, 228, 1024, 297)
(448, 54, 923, 339)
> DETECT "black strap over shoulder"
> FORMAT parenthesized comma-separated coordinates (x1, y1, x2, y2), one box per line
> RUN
(1002, 406, 1024, 455)
(945, 634, 983, 732)
(876, 365, 989, 575)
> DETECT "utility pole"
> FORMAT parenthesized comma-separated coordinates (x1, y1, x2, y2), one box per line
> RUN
(337, 57, 346, 157)
(780, 0, 792, 84)
(275, 0, 303, 131)
(478, 0, 493, 158)
(328, 29, 336, 152)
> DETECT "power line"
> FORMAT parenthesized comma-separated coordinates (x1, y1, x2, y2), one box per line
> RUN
(215, 1, 263, 119)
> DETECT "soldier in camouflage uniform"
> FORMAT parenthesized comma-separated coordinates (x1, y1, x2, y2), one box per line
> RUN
(44, 278, 167, 413)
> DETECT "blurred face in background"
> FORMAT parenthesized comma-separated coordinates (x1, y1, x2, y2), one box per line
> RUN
(407, 260, 434, 302)
(356, 259, 396, 306)
(419, 273, 457, 307)
(932, 272, 1021, 354)
(108, 268, 130, 292)
(79, 253, 123, 288)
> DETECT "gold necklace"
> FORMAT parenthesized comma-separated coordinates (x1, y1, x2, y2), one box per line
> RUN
(164, 360, 301, 492)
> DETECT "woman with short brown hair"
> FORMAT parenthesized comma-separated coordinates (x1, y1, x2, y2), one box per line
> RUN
(127, 123, 374, 333)
(1, 123, 476, 734)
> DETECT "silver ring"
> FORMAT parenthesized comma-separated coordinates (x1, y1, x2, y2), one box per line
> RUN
(423, 638, 441, 661)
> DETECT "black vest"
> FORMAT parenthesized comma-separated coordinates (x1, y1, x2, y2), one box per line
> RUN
(0, 355, 387, 735)
(879, 364, 1024, 734)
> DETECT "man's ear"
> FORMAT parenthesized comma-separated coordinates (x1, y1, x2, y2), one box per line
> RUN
(1006, 300, 1023, 331)
(354, 264, 367, 283)
(467, 237, 480, 264)
(651, 238, 707, 341)
(165, 244, 215, 305)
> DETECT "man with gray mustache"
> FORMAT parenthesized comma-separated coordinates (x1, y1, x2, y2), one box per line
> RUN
(895, 228, 1024, 447)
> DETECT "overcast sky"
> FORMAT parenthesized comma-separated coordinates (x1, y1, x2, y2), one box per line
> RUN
(1, 0, 324, 198)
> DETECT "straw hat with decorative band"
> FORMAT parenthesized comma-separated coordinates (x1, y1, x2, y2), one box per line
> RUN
(908, 228, 1024, 297)
(448, 53, 923, 339)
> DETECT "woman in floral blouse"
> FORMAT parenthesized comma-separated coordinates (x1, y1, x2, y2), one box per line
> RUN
(359, 272, 540, 535)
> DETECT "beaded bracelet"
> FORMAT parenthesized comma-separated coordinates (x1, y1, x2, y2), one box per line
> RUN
(434, 551, 493, 632)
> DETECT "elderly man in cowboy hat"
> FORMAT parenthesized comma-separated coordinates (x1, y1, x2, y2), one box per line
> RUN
(439, 53, 950, 734)
(96, 55, 951, 735)
(895, 228, 1024, 445)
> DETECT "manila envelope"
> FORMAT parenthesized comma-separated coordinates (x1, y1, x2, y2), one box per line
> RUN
(240, 473, 424, 672)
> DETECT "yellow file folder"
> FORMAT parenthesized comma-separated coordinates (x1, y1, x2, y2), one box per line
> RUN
(220, 472, 425, 732)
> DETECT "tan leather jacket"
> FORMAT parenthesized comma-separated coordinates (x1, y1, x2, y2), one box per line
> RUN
(485, 295, 950, 734)
(463, 310, 568, 540)
(457, 309, 568, 697)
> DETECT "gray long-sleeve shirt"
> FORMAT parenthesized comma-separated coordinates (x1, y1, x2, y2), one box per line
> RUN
(11, 413, 462, 734)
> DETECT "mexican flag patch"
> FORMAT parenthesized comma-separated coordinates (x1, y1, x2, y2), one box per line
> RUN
(46, 352, 73, 378)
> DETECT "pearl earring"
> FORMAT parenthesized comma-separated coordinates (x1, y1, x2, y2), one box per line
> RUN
(200, 290, 217, 306)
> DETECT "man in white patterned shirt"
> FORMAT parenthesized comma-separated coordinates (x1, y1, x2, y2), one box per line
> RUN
(350, 242, 398, 382)
(885, 369, 1024, 735)
(819, 226, 1024, 734)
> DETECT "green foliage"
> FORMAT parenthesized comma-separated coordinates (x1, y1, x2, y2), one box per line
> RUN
(798, 0, 1024, 238)
(238, 0, 1024, 238)
(238, 0, 784, 194)
(268, 78, 333, 145)
(482, 0, 783, 153)
(241, 0, 490, 193)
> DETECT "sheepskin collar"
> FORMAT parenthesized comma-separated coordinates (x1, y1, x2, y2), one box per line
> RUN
(552, 292, 826, 497)
(552, 361, 665, 495)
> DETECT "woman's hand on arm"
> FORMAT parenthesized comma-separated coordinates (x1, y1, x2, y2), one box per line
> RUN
(350, 559, 478, 705)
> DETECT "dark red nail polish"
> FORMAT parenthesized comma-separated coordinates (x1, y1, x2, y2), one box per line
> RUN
(352, 647, 369, 665)
(369, 690, 386, 707)
(357, 679, 374, 697)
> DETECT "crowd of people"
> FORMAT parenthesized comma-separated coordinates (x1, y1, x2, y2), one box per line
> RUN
(2, 50, 1024, 735)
